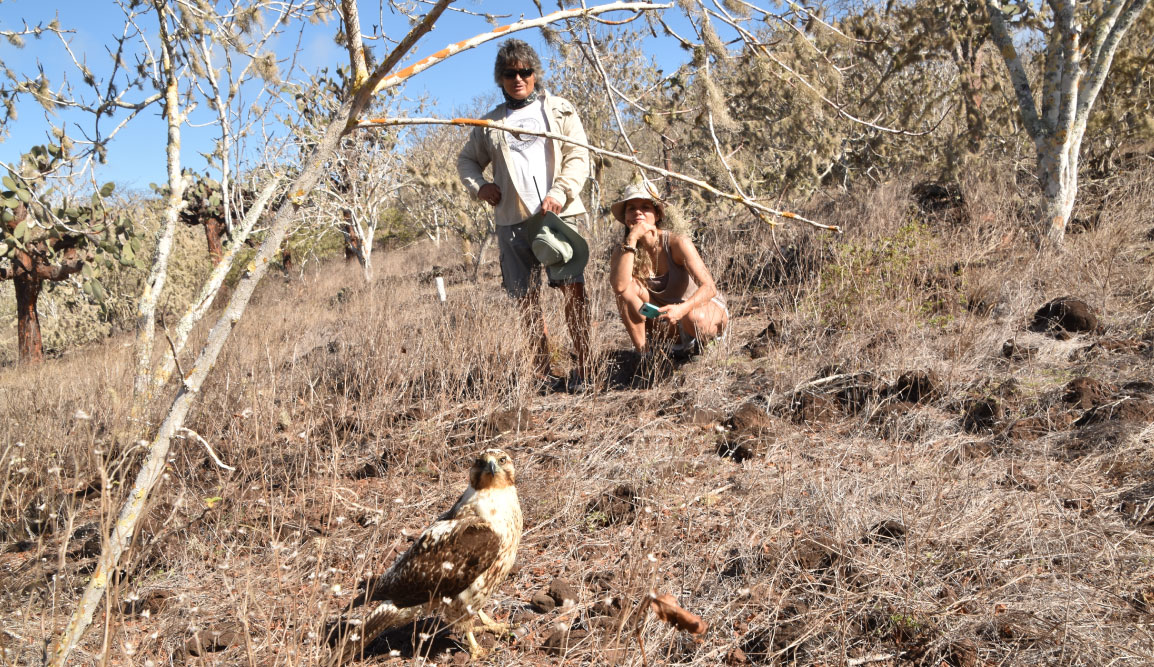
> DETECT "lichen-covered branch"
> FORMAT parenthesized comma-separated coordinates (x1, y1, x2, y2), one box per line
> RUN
(356, 116, 840, 232)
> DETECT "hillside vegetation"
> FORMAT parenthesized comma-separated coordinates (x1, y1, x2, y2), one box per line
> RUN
(2, 161, 1153, 665)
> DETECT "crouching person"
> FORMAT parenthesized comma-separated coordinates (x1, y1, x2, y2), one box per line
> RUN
(608, 183, 728, 356)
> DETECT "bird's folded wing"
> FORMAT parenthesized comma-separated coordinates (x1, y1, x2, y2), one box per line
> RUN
(376, 517, 502, 608)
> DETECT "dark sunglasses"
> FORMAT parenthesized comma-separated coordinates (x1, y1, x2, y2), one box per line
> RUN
(501, 68, 535, 80)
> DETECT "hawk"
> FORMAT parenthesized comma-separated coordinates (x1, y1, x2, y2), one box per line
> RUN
(328, 448, 523, 664)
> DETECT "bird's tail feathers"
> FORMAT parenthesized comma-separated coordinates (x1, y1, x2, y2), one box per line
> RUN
(326, 601, 421, 666)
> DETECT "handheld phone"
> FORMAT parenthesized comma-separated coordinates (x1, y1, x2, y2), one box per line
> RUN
(639, 302, 661, 319)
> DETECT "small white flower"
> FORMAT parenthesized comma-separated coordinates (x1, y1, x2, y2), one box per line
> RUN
(647, 553, 658, 562)
(442, 561, 454, 571)
(74, 409, 91, 420)
(394, 497, 404, 504)
(389, 649, 401, 657)
(140, 609, 151, 619)
(335, 516, 346, 525)
(418, 632, 432, 641)
(331, 584, 342, 595)
(442, 597, 452, 605)
(348, 633, 360, 642)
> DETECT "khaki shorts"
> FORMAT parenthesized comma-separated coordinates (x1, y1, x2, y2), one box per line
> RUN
(496, 215, 585, 298)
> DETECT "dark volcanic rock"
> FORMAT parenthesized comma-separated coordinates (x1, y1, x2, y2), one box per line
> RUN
(546, 578, 579, 608)
(832, 373, 882, 414)
(792, 533, 843, 571)
(889, 370, 941, 404)
(1121, 381, 1154, 396)
(530, 591, 555, 612)
(792, 392, 840, 424)
(963, 397, 1004, 433)
(717, 434, 762, 463)
(586, 484, 639, 527)
(1030, 297, 1099, 338)
(1064, 377, 1113, 410)
(1002, 339, 1038, 361)
(1074, 398, 1154, 427)
(862, 519, 907, 545)
(745, 323, 779, 359)
(186, 626, 241, 656)
(1119, 482, 1154, 527)
(728, 402, 773, 434)
(541, 627, 588, 655)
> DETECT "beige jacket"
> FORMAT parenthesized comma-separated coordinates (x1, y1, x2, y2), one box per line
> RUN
(457, 91, 590, 225)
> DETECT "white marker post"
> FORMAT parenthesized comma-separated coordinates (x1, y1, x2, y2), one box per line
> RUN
(435, 276, 446, 303)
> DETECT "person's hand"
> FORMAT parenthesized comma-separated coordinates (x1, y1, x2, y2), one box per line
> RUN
(626, 217, 657, 246)
(478, 183, 502, 206)
(658, 302, 689, 325)
(540, 195, 563, 214)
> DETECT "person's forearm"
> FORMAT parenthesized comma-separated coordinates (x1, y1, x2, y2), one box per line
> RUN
(609, 251, 635, 295)
(683, 281, 716, 312)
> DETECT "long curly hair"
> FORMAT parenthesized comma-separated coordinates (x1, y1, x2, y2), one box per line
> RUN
(621, 206, 673, 282)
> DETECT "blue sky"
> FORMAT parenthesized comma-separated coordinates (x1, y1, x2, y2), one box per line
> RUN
(1, 0, 692, 192)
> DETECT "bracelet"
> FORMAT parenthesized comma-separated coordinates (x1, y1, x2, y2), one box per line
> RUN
(621, 243, 638, 254)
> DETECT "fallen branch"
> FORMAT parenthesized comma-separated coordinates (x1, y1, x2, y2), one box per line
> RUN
(177, 428, 235, 471)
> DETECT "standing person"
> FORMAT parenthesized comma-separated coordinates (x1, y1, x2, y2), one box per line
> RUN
(608, 182, 728, 356)
(457, 39, 592, 393)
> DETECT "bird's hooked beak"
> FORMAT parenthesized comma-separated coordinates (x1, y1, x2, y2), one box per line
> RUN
(483, 458, 501, 476)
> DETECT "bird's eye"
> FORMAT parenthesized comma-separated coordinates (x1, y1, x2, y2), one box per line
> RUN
(499, 456, 508, 464)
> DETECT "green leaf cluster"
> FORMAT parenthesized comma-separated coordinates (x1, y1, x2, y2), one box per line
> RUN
(152, 169, 227, 226)
(1, 142, 144, 308)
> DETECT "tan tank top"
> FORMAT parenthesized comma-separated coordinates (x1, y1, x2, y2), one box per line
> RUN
(645, 231, 698, 306)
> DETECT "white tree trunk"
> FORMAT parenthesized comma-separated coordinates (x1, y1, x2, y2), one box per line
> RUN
(986, 0, 1151, 245)
(1038, 131, 1081, 243)
(130, 4, 182, 421)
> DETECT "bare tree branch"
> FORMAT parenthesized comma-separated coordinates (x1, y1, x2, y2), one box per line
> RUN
(356, 116, 840, 232)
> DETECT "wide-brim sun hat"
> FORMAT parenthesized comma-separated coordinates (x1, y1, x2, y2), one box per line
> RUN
(611, 181, 665, 223)
(526, 211, 589, 282)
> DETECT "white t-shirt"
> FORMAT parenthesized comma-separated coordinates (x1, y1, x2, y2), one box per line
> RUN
(504, 99, 553, 217)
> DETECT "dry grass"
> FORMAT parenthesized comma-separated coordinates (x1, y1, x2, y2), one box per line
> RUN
(3, 167, 1154, 666)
